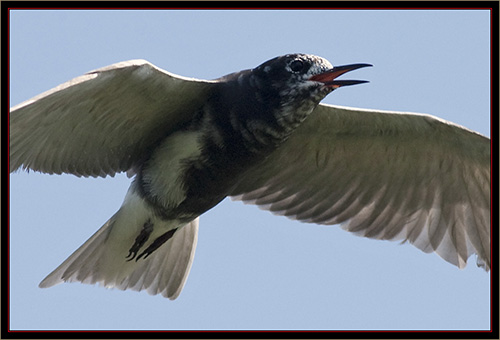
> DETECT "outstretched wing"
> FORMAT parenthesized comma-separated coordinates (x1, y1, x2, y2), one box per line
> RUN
(230, 104, 491, 270)
(10, 60, 215, 177)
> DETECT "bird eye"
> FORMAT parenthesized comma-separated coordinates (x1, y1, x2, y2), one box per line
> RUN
(289, 60, 304, 73)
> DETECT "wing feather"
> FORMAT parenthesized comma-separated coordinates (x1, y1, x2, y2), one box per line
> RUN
(231, 104, 490, 270)
(10, 60, 215, 177)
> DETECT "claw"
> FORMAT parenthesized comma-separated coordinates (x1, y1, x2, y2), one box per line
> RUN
(126, 220, 154, 261)
(136, 228, 177, 261)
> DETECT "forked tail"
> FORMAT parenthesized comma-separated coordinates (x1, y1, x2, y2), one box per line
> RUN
(39, 189, 199, 300)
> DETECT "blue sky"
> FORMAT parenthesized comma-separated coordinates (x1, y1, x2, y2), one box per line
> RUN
(9, 9, 491, 331)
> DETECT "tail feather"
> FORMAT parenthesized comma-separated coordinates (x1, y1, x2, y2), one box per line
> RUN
(116, 219, 198, 299)
(38, 216, 117, 287)
(39, 190, 199, 300)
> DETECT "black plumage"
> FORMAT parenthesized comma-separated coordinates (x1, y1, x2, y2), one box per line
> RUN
(9, 53, 490, 299)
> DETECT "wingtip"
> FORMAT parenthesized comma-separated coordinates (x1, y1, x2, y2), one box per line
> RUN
(38, 276, 61, 289)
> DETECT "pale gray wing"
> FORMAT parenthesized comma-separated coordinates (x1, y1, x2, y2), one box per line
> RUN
(10, 60, 215, 177)
(230, 104, 490, 270)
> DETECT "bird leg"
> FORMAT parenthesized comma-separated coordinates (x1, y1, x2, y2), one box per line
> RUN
(135, 229, 177, 261)
(126, 219, 154, 261)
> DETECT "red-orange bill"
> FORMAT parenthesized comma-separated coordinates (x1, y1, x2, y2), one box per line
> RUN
(309, 63, 372, 88)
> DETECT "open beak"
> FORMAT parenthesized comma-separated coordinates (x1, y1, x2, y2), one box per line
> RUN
(309, 63, 372, 88)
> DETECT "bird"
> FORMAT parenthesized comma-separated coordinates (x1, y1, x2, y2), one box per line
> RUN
(9, 53, 490, 300)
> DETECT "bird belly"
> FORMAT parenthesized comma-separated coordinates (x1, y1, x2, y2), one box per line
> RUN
(137, 105, 282, 222)
(138, 130, 203, 215)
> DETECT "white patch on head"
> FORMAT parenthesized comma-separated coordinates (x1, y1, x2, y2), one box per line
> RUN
(280, 55, 335, 96)
(284, 54, 333, 79)
(307, 55, 333, 75)
(276, 55, 334, 128)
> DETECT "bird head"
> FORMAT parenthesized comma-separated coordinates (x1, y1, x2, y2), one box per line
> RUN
(249, 54, 371, 127)
(253, 53, 371, 104)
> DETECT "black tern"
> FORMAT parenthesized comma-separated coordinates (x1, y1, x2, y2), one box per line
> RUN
(9, 53, 490, 299)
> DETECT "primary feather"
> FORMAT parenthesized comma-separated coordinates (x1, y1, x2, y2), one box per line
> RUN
(10, 55, 490, 300)
(230, 104, 490, 270)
